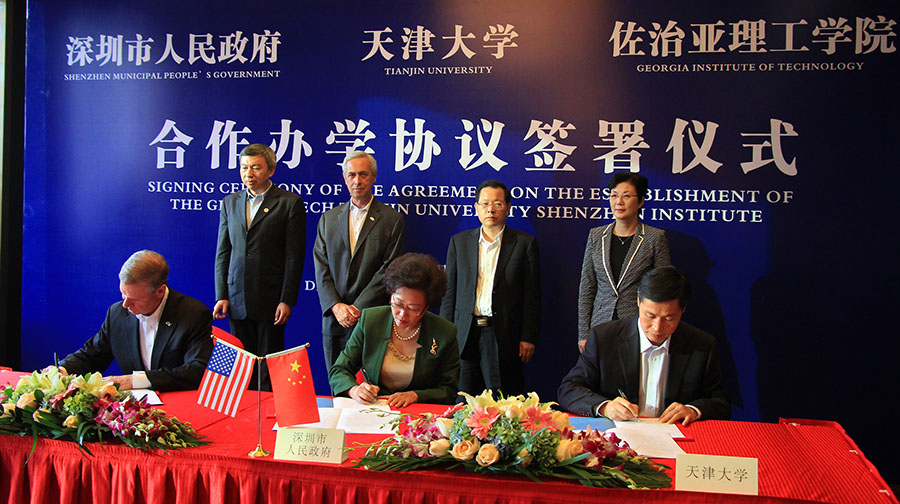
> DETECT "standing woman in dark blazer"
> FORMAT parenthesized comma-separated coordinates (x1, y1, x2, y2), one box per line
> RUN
(577, 173, 670, 352)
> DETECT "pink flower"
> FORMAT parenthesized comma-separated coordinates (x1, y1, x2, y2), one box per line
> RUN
(465, 407, 500, 440)
(521, 406, 556, 434)
(440, 403, 465, 418)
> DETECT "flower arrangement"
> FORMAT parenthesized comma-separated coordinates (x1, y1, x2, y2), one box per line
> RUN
(0, 367, 205, 460)
(353, 390, 671, 489)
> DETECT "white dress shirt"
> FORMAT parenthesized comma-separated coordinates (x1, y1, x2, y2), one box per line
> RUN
(246, 181, 272, 226)
(349, 197, 372, 256)
(131, 287, 169, 389)
(474, 226, 504, 317)
(637, 322, 671, 417)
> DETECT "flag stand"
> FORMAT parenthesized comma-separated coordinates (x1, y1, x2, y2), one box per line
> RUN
(248, 356, 270, 458)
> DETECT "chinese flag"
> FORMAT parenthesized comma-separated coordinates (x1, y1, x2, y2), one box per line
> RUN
(266, 345, 320, 426)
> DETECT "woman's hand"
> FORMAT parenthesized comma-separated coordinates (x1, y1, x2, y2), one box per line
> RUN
(349, 382, 380, 404)
(383, 391, 418, 408)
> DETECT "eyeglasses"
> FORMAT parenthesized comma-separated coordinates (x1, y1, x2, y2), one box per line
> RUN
(476, 201, 506, 210)
(390, 300, 425, 316)
(609, 193, 638, 201)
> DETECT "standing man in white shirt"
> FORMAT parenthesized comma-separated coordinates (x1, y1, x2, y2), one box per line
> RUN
(58, 250, 213, 391)
(557, 266, 730, 424)
(314, 151, 405, 367)
(440, 180, 541, 398)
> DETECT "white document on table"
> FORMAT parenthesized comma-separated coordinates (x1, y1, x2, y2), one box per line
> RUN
(613, 418, 685, 438)
(130, 389, 162, 405)
(608, 423, 686, 458)
(274, 403, 394, 434)
(332, 397, 390, 409)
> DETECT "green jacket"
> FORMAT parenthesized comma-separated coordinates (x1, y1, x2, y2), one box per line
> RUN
(328, 306, 460, 404)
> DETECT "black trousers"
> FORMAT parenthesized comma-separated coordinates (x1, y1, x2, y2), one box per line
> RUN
(229, 317, 285, 392)
(457, 321, 524, 401)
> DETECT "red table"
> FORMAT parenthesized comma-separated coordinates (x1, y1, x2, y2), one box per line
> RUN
(1, 371, 896, 504)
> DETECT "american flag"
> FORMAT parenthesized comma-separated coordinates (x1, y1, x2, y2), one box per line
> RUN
(196, 340, 255, 417)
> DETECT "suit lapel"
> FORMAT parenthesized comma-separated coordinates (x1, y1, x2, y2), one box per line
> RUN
(338, 202, 352, 259)
(600, 223, 618, 295)
(364, 309, 393, 386)
(665, 324, 689, 404)
(124, 312, 144, 371)
(617, 319, 642, 401)
(354, 200, 379, 257)
(465, 228, 480, 285)
(617, 222, 646, 288)
(232, 193, 249, 234)
(248, 186, 277, 231)
(150, 293, 176, 369)
(493, 229, 516, 290)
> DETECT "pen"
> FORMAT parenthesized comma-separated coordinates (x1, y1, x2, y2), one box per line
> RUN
(361, 367, 371, 384)
(54, 352, 59, 368)
(617, 388, 639, 422)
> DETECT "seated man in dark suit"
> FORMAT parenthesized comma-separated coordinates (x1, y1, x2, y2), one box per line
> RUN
(58, 250, 213, 391)
(558, 266, 729, 425)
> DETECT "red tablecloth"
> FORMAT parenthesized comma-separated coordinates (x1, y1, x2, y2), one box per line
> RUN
(1, 371, 896, 504)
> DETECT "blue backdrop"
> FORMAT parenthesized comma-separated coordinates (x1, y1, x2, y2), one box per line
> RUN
(22, 0, 900, 480)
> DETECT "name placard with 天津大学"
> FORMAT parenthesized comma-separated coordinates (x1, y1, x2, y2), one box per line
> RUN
(675, 453, 758, 496)
(274, 427, 347, 464)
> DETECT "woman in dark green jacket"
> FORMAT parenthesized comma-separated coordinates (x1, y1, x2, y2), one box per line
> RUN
(328, 253, 460, 406)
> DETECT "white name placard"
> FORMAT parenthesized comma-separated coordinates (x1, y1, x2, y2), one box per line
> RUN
(274, 427, 347, 464)
(675, 453, 758, 495)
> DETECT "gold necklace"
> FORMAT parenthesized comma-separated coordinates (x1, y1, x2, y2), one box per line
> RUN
(387, 341, 416, 361)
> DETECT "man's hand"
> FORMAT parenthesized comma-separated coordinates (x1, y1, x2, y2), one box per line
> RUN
(659, 402, 699, 426)
(349, 382, 380, 404)
(212, 300, 229, 320)
(383, 391, 418, 408)
(274, 302, 292, 325)
(103, 374, 134, 391)
(599, 396, 639, 421)
(578, 339, 587, 353)
(332, 303, 361, 328)
(519, 341, 536, 363)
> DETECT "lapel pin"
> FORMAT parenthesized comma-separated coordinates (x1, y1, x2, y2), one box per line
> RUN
(369, 216, 375, 221)
(264, 208, 270, 213)
(430, 339, 438, 355)
(165, 321, 172, 327)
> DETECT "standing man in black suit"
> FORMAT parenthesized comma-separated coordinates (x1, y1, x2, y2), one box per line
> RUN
(213, 143, 305, 391)
(314, 151, 405, 367)
(440, 180, 541, 397)
(58, 250, 213, 392)
(558, 266, 730, 424)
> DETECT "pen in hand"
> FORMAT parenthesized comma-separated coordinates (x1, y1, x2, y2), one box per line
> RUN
(617, 388, 639, 421)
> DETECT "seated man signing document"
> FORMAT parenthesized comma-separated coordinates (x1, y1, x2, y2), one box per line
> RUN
(57, 250, 213, 391)
(558, 266, 729, 425)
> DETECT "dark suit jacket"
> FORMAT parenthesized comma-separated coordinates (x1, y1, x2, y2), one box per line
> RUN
(558, 316, 730, 420)
(439, 227, 541, 360)
(577, 222, 670, 341)
(59, 289, 214, 391)
(215, 184, 306, 321)
(328, 307, 460, 404)
(313, 198, 404, 336)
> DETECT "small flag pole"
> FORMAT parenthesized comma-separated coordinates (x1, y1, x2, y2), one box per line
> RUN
(248, 356, 269, 457)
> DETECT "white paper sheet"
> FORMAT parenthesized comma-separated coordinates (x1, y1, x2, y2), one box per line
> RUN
(130, 389, 162, 405)
(613, 418, 685, 438)
(608, 424, 686, 458)
(274, 405, 394, 434)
